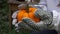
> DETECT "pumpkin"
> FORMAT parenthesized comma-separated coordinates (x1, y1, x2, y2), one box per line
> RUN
(17, 7, 40, 23)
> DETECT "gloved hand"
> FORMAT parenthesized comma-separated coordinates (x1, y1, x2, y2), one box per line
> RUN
(22, 18, 47, 31)
(14, 17, 45, 32)
(18, 21, 35, 32)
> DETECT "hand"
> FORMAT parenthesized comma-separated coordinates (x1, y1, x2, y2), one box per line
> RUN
(22, 18, 40, 31)
(17, 21, 35, 32)
(12, 19, 17, 25)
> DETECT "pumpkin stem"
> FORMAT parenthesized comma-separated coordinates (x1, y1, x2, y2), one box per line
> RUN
(26, 2, 29, 13)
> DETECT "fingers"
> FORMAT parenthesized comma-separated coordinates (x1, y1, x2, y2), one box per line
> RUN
(22, 18, 40, 31)
(18, 21, 35, 32)
(12, 19, 17, 25)
(22, 18, 36, 26)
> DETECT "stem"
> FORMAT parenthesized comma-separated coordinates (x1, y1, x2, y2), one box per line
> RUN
(26, 2, 29, 13)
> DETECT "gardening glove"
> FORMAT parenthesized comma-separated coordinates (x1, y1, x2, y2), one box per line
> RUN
(18, 21, 35, 32)
(34, 9, 53, 28)
(22, 18, 45, 31)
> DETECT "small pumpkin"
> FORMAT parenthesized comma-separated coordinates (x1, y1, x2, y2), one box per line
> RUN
(17, 7, 40, 23)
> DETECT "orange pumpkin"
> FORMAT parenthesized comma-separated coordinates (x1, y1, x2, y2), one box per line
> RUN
(17, 7, 40, 23)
